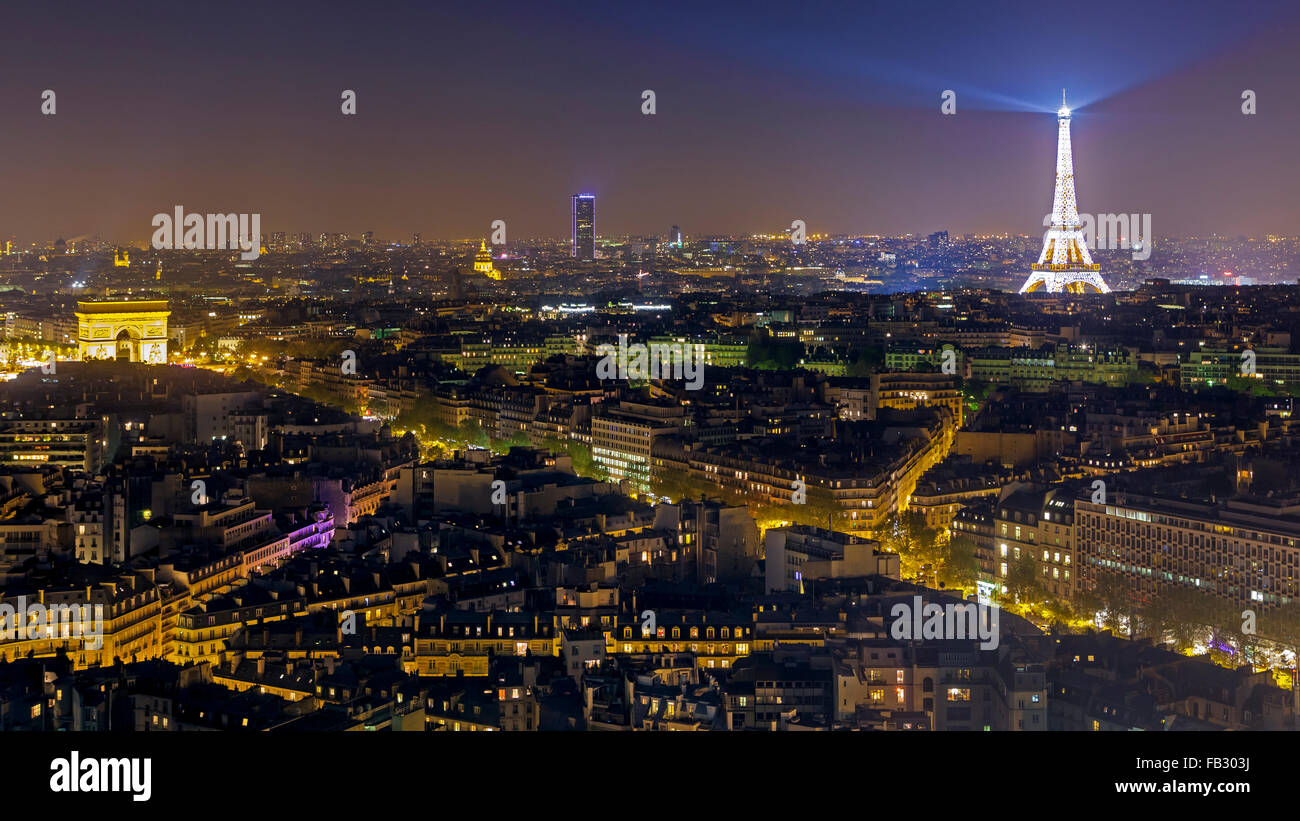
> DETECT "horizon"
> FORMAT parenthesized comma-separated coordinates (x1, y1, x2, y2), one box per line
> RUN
(2, 0, 1299, 243)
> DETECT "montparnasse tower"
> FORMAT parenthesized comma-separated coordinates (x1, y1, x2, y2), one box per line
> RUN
(1019, 91, 1111, 294)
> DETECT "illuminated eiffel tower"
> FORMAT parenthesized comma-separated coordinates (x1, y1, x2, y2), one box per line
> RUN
(1019, 92, 1110, 294)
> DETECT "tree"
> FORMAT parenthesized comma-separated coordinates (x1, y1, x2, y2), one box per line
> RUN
(877, 512, 943, 586)
(747, 330, 804, 370)
(457, 419, 489, 448)
(538, 437, 569, 456)
(1259, 602, 1300, 724)
(1076, 572, 1133, 636)
(649, 469, 721, 503)
(1001, 552, 1046, 609)
(1125, 365, 1158, 387)
(1140, 586, 1193, 650)
(489, 432, 530, 455)
(396, 394, 440, 433)
(789, 483, 844, 531)
(960, 379, 993, 415)
(564, 440, 607, 482)
(938, 532, 982, 597)
(1209, 597, 1261, 671)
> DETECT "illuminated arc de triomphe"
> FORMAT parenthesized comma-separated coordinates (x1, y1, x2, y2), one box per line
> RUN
(75, 300, 170, 363)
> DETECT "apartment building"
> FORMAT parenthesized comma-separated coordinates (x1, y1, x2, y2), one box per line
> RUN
(765, 525, 898, 594)
(1075, 490, 1300, 616)
(0, 419, 105, 472)
(591, 400, 686, 491)
(993, 485, 1076, 600)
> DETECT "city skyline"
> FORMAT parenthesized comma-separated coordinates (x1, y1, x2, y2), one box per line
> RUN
(1, 0, 1299, 245)
(7, 0, 1300, 772)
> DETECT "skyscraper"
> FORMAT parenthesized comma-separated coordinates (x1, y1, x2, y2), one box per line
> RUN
(670, 225, 682, 248)
(1019, 92, 1111, 294)
(571, 194, 595, 260)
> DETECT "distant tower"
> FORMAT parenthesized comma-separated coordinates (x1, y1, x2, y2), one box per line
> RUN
(571, 194, 595, 260)
(670, 225, 682, 248)
(412, 232, 421, 246)
(1019, 92, 1111, 294)
(155, 262, 162, 281)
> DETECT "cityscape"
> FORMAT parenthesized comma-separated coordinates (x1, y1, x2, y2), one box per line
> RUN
(3, 1, 1300, 798)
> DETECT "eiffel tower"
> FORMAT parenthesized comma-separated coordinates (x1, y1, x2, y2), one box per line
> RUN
(1019, 92, 1111, 294)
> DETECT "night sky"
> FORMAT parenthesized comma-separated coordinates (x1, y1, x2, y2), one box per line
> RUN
(2, 0, 1298, 244)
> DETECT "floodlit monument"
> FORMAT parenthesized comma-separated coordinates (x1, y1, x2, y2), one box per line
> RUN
(1019, 92, 1111, 294)
(473, 239, 502, 280)
(75, 300, 170, 363)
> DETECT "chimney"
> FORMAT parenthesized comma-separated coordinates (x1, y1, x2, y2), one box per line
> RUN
(256, 657, 266, 676)
(326, 656, 335, 675)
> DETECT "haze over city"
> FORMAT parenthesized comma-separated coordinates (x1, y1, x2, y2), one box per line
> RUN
(2, 0, 1300, 243)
